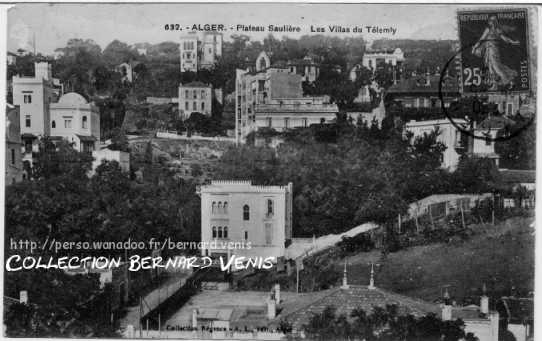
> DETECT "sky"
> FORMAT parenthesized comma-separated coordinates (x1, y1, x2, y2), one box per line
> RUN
(5, 3, 530, 54)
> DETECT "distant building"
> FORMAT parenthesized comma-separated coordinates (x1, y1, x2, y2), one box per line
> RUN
(115, 62, 135, 83)
(200, 31, 223, 69)
(91, 149, 130, 175)
(5, 104, 23, 184)
(49, 92, 100, 153)
(385, 73, 460, 108)
(180, 31, 223, 72)
(496, 297, 533, 341)
(405, 118, 468, 171)
(362, 48, 404, 72)
(180, 32, 199, 72)
(199, 180, 293, 260)
(7, 52, 17, 65)
(178, 82, 213, 119)
(235, 51, 338, 144)
(469, 116, 516, 167)
(442, 288, 499, 341)
(499, 169, 535, 208)
(287, 55, 320, 83)
(12, 62, 59, 160)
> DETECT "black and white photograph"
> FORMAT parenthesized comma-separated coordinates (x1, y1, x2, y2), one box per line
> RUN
(1, 3, 538, 341)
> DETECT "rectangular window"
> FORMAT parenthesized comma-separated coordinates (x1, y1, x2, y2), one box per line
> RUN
(185, 90, 189, 98)
(303, 118, 308, 127)
(267, 118, 272, 127)
(11, 149, 15, 165)
(193, 102, 197, 111)
(201, 102, 205, 111)
(23, 94, 32, 104)
(185, 101, 189, 110)
(265, 223, 272, 245)
(284, 118, 289, 129)
(25, 115, 31, 127)
(64, 119, 72, 128)
(193, 91, 197, 99)
(244, 231, 248, 240)
(201, 90, 205, 98)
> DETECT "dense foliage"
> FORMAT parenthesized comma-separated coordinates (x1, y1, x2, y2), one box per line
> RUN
(4, 139, 201, 336)
(303, 305, 476, 341)
(215, 118, 502, 237)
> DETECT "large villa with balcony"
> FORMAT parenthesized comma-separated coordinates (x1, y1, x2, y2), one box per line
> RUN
(235, 51, 338, 144)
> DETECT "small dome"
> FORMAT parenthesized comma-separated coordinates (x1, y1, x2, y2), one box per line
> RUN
(57, 92, 88, 105)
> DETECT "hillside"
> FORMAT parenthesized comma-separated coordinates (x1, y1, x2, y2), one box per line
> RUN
(338, 216, 534, 304)
(236, 216, 534, 307)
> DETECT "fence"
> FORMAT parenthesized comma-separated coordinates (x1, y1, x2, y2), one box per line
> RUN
(124, 329, 285, 340)
(156, 131, 235, 143)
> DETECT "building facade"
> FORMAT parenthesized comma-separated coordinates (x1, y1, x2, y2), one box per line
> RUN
(49, 92, 100, 153)
(91, 149, 130, 175)
(178, 81, 213, 119)
(200, 31, 223, 69)
(180, 32, 199, 72)
(287, 55, 320, 83)
(385, 73, 460, 109)
(199, 180, 293, 260)
(180, 31, 223, 72)
(5, 104, 24, 184)
(235, 51, 338, 144)
(405, 119, 468, 171)
(362, 48, 405, 72)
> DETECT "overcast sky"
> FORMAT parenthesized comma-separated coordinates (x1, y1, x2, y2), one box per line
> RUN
(6, 3, 530, 54)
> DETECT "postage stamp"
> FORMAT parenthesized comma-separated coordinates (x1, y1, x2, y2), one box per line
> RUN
(457, 8, 531, 94)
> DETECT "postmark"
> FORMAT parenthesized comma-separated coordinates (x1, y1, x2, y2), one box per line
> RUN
(438, 8, 534, 142)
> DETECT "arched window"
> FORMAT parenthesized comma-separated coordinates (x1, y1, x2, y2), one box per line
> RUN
(51, 120, 56, 128)
(223, 226, 228, 239)
(217, 202, 222, 214)
(212, 201, 216, 214)
(223, 202, 228, 214)
(212, 226, 217, 238)
(267, 199, 274, 216)
(243, 205, 250, 221)
(82, 116, 88, 129)
(218, 226, 223, 239)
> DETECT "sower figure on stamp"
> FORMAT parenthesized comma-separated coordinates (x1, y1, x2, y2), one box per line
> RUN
(472, 15, 520, 90)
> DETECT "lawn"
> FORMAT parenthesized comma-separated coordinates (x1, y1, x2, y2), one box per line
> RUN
(339, 216, 535, 305)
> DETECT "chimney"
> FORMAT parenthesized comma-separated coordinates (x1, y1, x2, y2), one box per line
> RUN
(267, 297, 276, 319)
(341, 260, 349, 289)
(19, 290, 28, 304)
(274, 283, 281, 304)
(192, 309, 198, 328)
(441, 288, 452, 321)
(368, 263, 375, 290)
(480, 284, 489, 315)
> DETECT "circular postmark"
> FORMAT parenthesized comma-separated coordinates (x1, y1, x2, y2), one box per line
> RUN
(438, 41, 534, 142)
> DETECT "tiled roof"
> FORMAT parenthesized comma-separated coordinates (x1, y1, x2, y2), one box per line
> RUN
(500, 169, 536, 184)
(386, 75, 460, 95)
(272, 285, 439, 331)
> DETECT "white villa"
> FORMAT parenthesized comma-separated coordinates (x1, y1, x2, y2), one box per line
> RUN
(199, 180, 293, 260)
